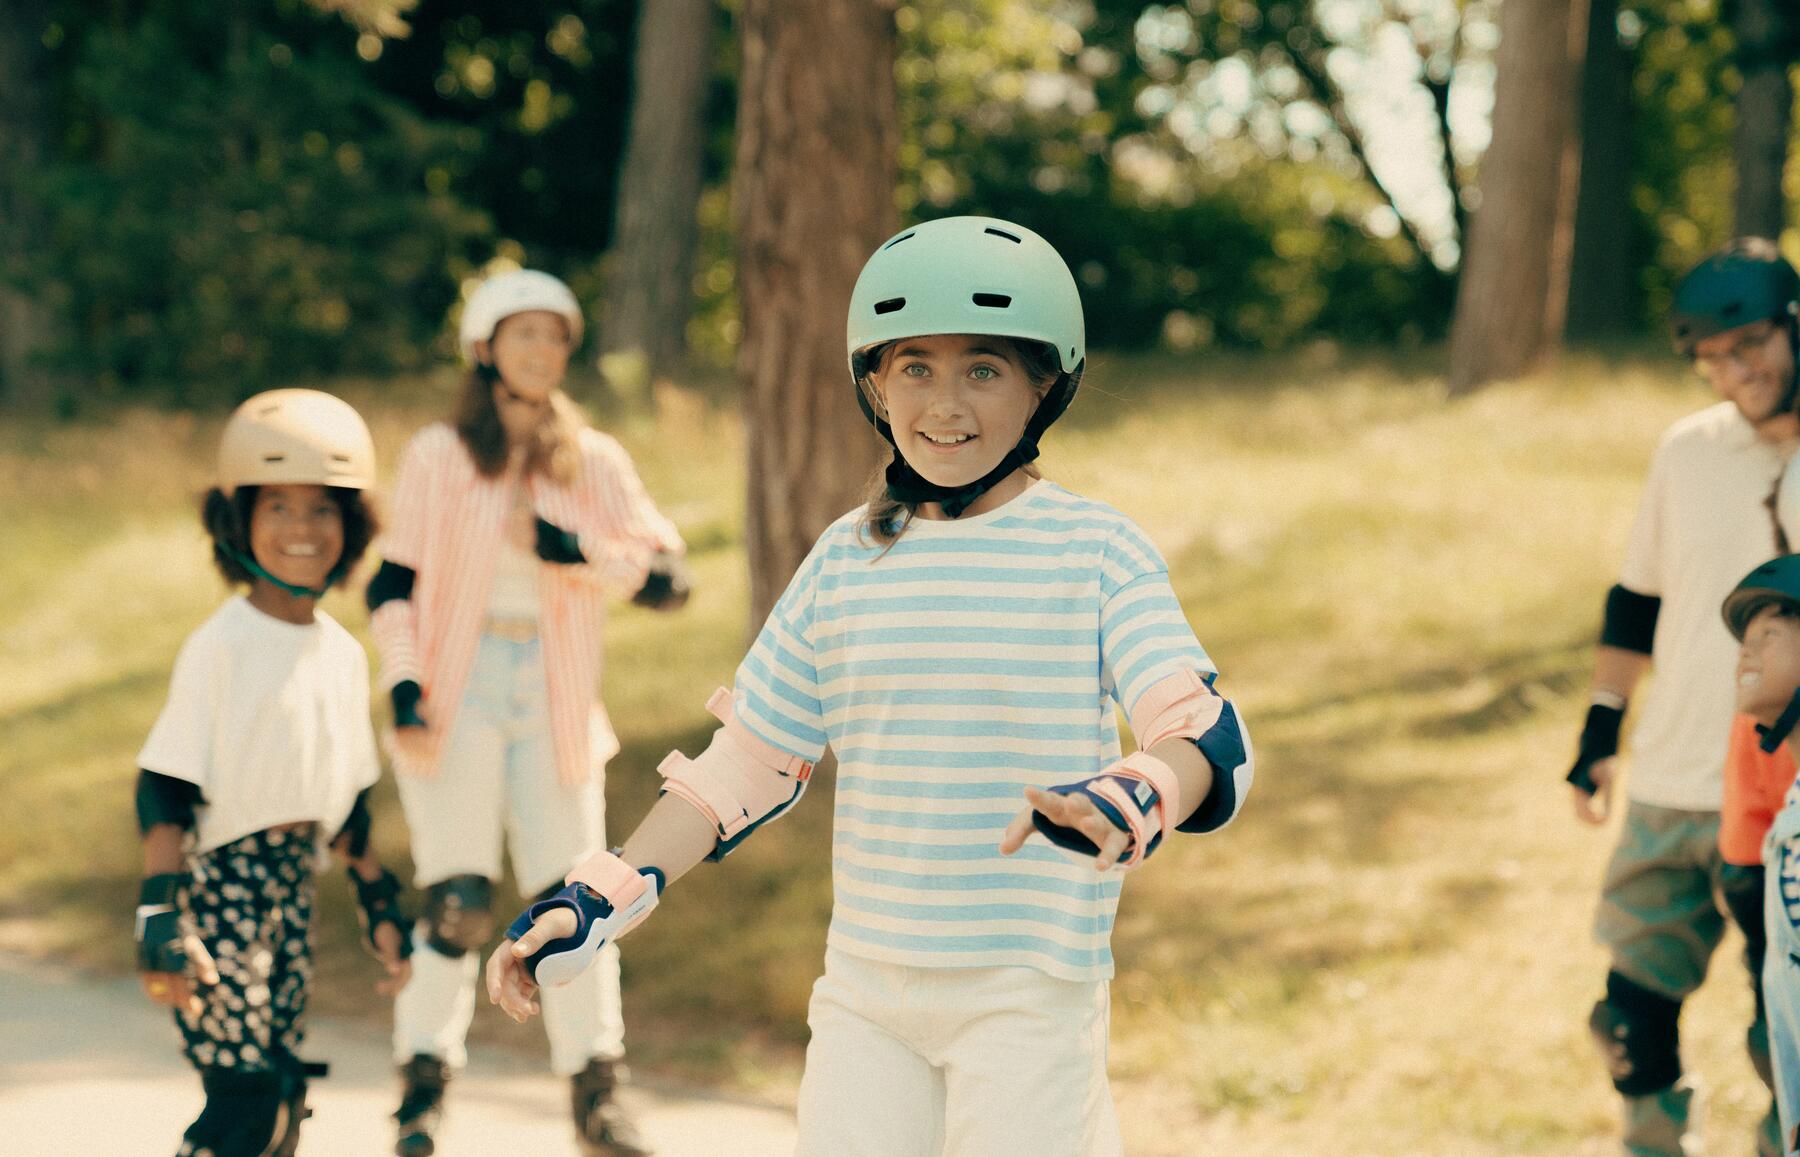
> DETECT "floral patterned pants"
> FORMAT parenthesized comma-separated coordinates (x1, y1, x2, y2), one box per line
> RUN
(173, 825, 317, 1076)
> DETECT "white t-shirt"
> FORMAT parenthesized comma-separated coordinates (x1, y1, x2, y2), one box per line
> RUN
(1620, 402, 1788, 811)
(138, 597, 381, 854)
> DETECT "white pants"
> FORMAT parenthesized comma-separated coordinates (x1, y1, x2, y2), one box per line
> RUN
(795, 947, 1122, 1157)
(392, 633, 625, 1075)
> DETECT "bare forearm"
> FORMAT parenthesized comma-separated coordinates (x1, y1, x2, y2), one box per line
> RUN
(1593, 645, 1652, 702)
(141, 824, 185, 876)
(618, 794, 721, 887)
(1147, 736, 1213, 825)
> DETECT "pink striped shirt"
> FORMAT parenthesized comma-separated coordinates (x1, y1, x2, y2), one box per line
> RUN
(369, 422, 683, 786)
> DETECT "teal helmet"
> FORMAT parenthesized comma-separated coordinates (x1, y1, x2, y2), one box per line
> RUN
(845, 216, 1085, 517)
(1669, 238, 1799, 357)
(1723, 555, 1800, 641)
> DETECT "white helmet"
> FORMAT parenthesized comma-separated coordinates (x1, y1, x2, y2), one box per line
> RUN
(457, 269, 584, 364)
(218, 389, 376, 495)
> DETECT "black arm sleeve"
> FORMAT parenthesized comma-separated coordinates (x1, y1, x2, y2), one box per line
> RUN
(135, 770, 204, 834)
(334, 788, 374, 858)
(365, 561, 416, 612)
(1599, 584, 1661, 655)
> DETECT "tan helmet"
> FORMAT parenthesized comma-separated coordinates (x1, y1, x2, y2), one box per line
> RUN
(218, 389, 376, 495)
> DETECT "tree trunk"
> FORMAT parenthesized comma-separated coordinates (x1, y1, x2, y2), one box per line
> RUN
(0, 0, 59, 408)
(1566, 0, 1636, 341)
(1732, 0, 1793, 239)
(736, 0, 894, 630)
(1448, 0, 1591, 394)
(599, 0, 715, 398)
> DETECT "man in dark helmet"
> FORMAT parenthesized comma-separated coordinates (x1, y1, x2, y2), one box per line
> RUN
(1567, 238, 1800, 1157)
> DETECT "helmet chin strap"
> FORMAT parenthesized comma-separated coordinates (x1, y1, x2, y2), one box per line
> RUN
(868, 364, 1083, 520)
(1758, 686, 1800, 754)
(222, 545, 342, 600)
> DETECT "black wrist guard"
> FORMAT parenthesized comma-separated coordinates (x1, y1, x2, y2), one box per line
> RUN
(1567, 703, 1625, 794)
(135, 873, 189, 973)
(348, 867, 413, 960)
(534, 518, 586, 565)
(632, 552, 692, 610)
(391, 680, 425, 729)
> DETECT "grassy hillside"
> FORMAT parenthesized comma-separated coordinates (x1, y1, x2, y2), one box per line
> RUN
(0, 350, 1770, 1154)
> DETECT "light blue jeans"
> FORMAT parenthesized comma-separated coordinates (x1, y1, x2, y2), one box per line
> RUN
(393, 633, 624, 1074)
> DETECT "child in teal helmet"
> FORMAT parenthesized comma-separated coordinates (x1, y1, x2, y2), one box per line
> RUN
(486, 217, 1254, 1153)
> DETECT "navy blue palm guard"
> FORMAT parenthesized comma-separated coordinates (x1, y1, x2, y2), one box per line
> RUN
(506, 867, 666, 986)
(1031, 774, 1163, 861)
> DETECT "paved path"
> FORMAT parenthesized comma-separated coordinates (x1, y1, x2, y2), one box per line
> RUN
(0, 955, 796, 1156)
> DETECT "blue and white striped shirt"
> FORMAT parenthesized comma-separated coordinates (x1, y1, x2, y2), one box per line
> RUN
(729, 481, 1240, 980)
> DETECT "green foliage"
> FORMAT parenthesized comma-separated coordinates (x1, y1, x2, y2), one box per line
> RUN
(892, 0, 1452, 349)
(36, 1, 488, 403)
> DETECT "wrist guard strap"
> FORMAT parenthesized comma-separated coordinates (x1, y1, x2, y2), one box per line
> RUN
(135, 873, 189, 973)
(1567, 702, 1625, 794)
(348, 867, 413, 960)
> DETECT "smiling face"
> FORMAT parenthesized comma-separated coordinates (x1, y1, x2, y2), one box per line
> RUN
(478, 309, 572, 403)
(1693, 318, 1798, 434)
(248, 483, 344, 594)
(1736, 603, 1800, 725)
(868, 333, 1051, 498)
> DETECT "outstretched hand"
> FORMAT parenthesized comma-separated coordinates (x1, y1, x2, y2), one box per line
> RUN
(1571, 756, 1618, 826)
(139, 934, 219, 1016)
(371, 922, 412, 996)
(999, 786, 1134, 871)
(485, 906, 578, 1023)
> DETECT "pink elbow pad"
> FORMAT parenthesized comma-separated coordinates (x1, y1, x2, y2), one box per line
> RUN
(1129, 669, 1226, 751)
(658, 688, 813, 840)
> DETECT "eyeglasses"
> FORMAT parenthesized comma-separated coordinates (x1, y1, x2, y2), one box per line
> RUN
(1694, 320, 1782, 377)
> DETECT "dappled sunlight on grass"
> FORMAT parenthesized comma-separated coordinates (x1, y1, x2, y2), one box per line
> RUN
(4, 352, 1774, 1150)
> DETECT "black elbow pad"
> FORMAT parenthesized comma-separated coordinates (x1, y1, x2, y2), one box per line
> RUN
(135, 770, 203, 834)
(335, 788, 374, 858)
(366, 561, 416, 612)
(1600, 585, 1660, 655)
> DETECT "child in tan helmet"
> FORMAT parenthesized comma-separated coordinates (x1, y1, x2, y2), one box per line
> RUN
(133, 388, 412, 1157)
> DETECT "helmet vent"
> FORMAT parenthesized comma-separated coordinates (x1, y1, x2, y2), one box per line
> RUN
(874, 297, 906, 315)
(262, 453, 286, 463)
(983, 227, 1022, 243)
(883, 232, 916, 250)
(330, 454, 352, 463)
(971, 293, 1012, 308)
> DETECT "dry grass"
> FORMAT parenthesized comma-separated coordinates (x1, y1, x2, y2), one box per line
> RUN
(0, 349, 1772, 1152)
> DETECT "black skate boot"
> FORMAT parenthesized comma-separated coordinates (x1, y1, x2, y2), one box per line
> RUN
(393, 1053, 450, 1157)
(571, 1057, 652, 1157)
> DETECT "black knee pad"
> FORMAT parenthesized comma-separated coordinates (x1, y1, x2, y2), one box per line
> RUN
(184, 1069, 290, 1157)
(422, 874, 495, 958)
(1589, 970, 1683, 1096)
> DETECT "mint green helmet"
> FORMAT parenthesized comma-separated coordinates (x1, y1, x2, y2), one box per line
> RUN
(845, 216, 1086, 517)
(846, 215, 1085, 391)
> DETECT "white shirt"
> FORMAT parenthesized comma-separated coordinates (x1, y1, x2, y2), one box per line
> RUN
(1620, 402, 1788, 811)
(138, 597, 381, 854)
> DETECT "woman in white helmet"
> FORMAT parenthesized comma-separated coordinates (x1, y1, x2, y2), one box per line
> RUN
(365, 268, 686, 1157)
(486, 218, 1255, 1155)
(134, 389, 413, 1157)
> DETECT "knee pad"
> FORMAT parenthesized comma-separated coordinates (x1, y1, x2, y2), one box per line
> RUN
(422, 874, 495, 958)
(185, 1069, 291, 1157)
(1589, 971, 1683, 1096)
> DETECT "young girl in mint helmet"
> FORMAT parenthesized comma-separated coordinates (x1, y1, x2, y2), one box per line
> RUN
(486, 218, 1255, 1154)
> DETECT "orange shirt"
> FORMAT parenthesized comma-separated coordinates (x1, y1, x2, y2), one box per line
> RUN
(1721, 713, 1797, 865)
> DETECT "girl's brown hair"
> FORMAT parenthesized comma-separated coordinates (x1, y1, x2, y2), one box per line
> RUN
(201, 485, 378, 588)
(855, 336, 1064, 548)
(452, 311, 586, 482)
(451, 369, 586, 484)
